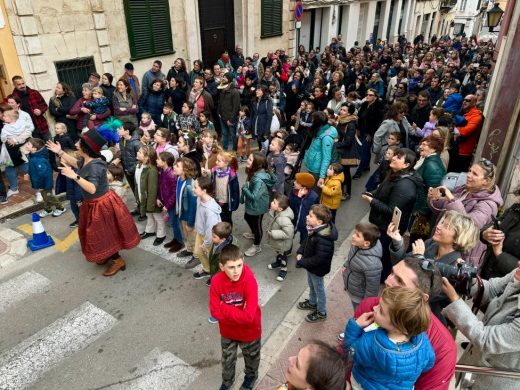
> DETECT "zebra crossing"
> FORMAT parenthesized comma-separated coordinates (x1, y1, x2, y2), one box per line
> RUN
(0, 270, 202, 390)
(0, 241, 283, 389)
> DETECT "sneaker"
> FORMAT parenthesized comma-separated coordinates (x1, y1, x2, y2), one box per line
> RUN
(218, 384, 231, 390)
(297, 299, 317, 311)
(242, 232, 255, 240)
(193, 270, 210, 279)
(38, 210, 51, 218)
(69, 220, 78, 228)
(305, 311, 327, 323)
(352, 172, 362, 180)
(244, 244, 262, 257)
(268, 259, 282, 269)
(177, 249, 193, 258)
(205, 277, 211, 287)
(208, 316, 218, 324)
(52, 208, 66, 217)
(239, 375, 257, 390)
(0, 197, 7, 205)
(35, 192, 43, 203)
(6, 189, 19, 198)
(183, 256, 200, 269)
(337, 332, 345, 342)
(277, 269, 288, 282)
(341, 193, 351, 201)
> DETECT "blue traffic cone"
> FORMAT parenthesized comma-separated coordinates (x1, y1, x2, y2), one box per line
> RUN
(27, 212, 55, 251)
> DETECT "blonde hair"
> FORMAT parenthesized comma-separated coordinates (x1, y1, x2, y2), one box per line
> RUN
(440, 210, 480, 253)
(433, 126, 450, 151)
(55, 122, 67, 133)
(92, 86, 104, 95)
(217, 150, 238, 171)
(380, 286, 430, 337)
(270, 137, 284, 151)
(472, 159, 497, 191)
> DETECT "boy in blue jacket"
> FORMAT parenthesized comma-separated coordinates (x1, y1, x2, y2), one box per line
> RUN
(26, 138, 66, 218)
(344, 286, 435, 390)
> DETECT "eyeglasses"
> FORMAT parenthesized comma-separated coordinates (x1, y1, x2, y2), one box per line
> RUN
(367, 93, 376, 97)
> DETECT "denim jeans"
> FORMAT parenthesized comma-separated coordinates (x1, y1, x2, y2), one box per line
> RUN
(220, 118, 237, 151)
(355, 138, 372, 175)
(167, 208, 184, 244)
(5, 163, 28, 191)
(307, 272, 326, 315)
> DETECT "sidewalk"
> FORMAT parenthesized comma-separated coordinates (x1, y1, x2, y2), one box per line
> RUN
(255, 227, 355, 389)
(0, 173, 55, 221)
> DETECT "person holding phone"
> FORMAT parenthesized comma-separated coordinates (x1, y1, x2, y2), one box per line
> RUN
(362, 148, 423, 281)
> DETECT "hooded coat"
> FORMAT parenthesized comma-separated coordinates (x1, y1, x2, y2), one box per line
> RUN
(194, 197, 222, 247)
(297, 223, 339, 276)
(240, 170, 275, 215)
(430, 185, 503, 266)
(266, 207, 295, 252)
(320, 172, 345, 210)
(343, 242, 383, 303)
(28, 147, 53, 190)
(304, 124, 338, 179)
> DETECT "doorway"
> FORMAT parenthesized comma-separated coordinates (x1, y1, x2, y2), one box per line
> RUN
(198, 0, 235, 67)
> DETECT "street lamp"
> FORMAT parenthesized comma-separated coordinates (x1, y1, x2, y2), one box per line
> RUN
(487, 3, 504, 32)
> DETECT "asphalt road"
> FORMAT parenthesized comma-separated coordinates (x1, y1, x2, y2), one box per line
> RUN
(0, 166, 371, 390)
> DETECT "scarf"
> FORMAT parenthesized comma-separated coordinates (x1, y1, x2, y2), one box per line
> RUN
(203, 144, 213, 157)
(306, 223, 327, 234)
(337, 114, 357, 124)
(140, 118, 152, 127)
(215, 166, 231, 178)
(414, 152, 436, 170)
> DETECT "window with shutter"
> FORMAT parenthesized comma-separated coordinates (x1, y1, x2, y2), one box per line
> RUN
(261, 0, 283, 38)
(123, 0, 174, 60)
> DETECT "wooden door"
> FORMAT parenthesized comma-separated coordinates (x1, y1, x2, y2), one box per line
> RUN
(198, 0, 235, 67)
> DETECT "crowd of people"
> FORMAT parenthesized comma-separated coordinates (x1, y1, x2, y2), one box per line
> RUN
(1, 32, 519, 390)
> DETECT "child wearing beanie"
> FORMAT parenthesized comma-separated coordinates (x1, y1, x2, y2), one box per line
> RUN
(288, 172, 319, 248)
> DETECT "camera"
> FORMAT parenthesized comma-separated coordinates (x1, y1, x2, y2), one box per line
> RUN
(436, 262, 477, 296)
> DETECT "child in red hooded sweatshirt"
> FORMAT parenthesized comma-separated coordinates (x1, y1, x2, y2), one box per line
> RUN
(209, 244, 261, 390)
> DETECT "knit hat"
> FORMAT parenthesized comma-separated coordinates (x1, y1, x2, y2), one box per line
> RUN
(295, 172, 315, 189)
(80, 128, 106, 154)
(217, 72, 234, 89)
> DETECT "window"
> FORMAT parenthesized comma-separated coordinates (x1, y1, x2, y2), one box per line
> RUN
(55, 57, 96, 98)
(261, 0, 283, 38)
(123, 0, 174, 60)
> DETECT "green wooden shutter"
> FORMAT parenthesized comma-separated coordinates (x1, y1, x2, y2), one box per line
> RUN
(124, 0, 174, 60)
(261, 0, 283, 38)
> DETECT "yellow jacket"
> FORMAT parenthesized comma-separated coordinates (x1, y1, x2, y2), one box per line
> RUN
(320, 172, 344, 210)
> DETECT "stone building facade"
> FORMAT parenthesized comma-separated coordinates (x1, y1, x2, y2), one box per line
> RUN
(0, 0, 294, 102)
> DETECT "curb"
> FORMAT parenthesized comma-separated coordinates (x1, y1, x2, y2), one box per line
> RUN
(0, 194, 66, 223)
(254, 213, 369, 388)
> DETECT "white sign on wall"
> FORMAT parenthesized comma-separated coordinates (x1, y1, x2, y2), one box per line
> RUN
(0, 7, 5, 29)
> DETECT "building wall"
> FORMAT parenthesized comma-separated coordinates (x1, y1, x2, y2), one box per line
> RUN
(0, 0, 23, 100)
(454, 0, 481, 35)
(2, 0, 292, 103)
(409, 0, 441, 42)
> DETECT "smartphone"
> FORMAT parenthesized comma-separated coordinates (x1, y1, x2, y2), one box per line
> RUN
(392, 207, 402, 228)
(492, 216, 501, 230)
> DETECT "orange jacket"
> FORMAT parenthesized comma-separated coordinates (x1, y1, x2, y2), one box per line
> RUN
(458, 106, 483, 156)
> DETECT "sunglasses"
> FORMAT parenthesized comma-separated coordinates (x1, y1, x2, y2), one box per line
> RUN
(367, 93, 376, 97)
(480, 158, 493, 167)
(463, 99, 472, 102)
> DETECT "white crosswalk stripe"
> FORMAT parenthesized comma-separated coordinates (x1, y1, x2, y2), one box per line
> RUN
(137, 239, 194, 268)
(0, 302, 117, 390)
(0, 271, 51, 313)
(102, 348, 200, 390)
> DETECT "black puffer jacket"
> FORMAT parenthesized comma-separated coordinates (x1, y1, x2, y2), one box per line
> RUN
(119, 133, 141, 174)
(369, 172, 423, 233)
(297, 223, 339, 276)
(480, 204, 520, 279)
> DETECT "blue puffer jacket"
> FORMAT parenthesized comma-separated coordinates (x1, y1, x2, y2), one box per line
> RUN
(303, 124, 338, 179)
(28, 148, 54, 190)
(442, 92, 463, 114)
(345, 318, 435, 390)
(289, 189, 319, 231)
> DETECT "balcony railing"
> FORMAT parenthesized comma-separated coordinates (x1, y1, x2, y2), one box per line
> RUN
(454, 365, 520, 389)
(441, 0, 458, 11)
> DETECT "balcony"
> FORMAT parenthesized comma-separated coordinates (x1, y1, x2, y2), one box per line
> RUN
(440, 0, 458, 13)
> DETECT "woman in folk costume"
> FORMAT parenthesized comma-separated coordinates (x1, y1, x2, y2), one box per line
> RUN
(46, 128, 140, 276)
